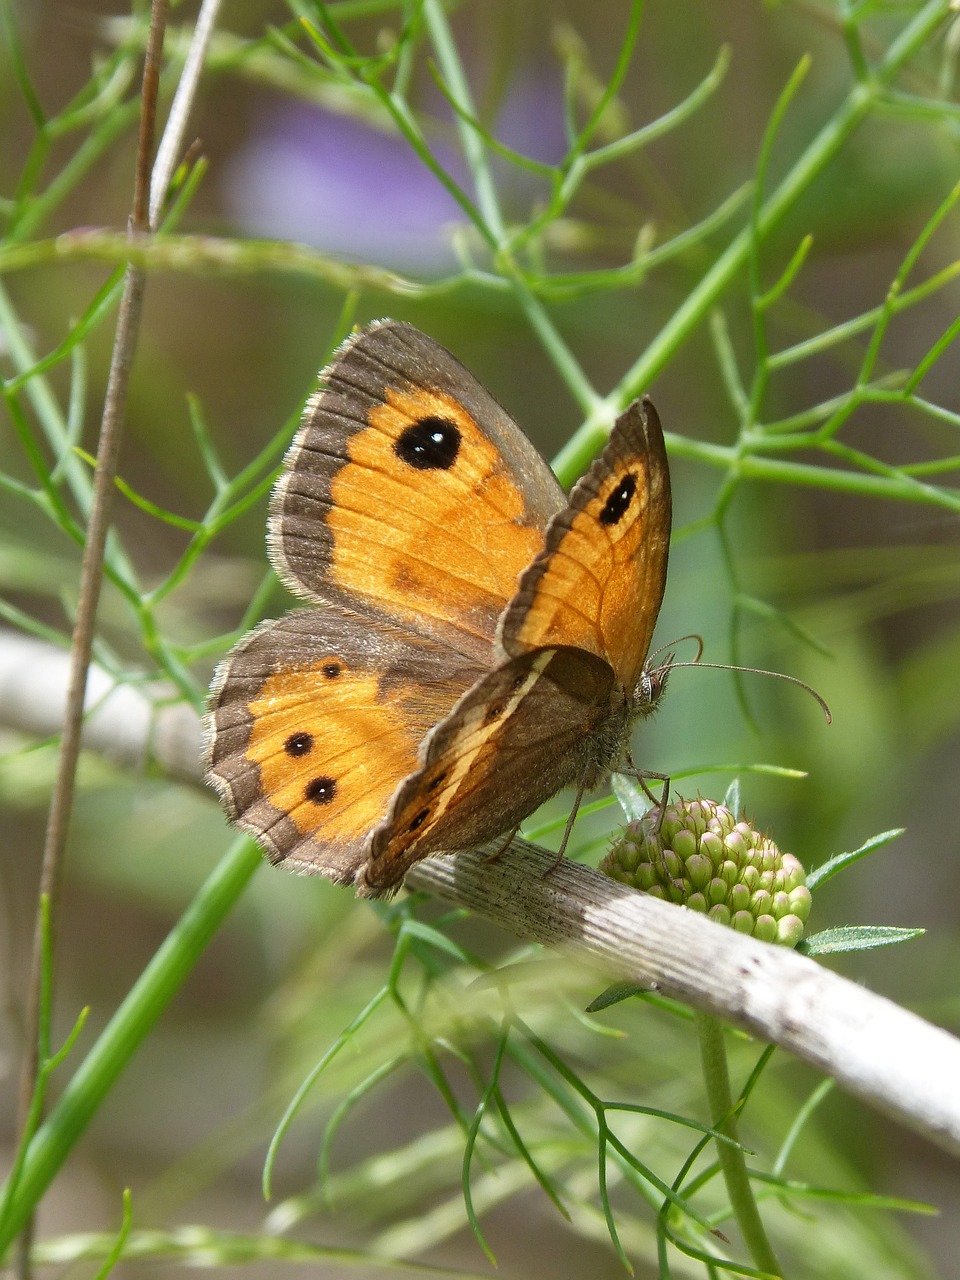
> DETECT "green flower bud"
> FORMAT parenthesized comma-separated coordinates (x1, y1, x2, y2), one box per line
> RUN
(707, 877, 728, 906)
(728, 882, 751, 914)
(720, 859, 740, 887)
(700, 831, 724, 864)
(777, 915, 806, 947)
(770, 891, 791, 919)
(600, 796, 810, 947)
(751, 889, 773, 917)
(661, 848, 683, 881)
(754, 915, 778, 943)
(789, 885, 812, 922)
(686, 852, 713, 890)
(672, 828, 698, 861)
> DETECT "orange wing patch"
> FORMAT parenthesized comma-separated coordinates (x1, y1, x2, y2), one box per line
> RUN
(504, 464, 649, 659)
(327, 385, 545, 636)
(500, 399, 671, 691)
(247, 659, 419, 845)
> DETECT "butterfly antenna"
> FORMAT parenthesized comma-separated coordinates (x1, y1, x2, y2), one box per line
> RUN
(647, 633, 704, 666)
(666, 656, 832, 723)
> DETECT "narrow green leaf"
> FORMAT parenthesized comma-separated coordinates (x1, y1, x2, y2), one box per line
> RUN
(806, 829, 906, 890)
(801, 925, 924, 955)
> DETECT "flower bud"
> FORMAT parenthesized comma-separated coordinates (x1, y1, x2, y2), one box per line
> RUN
(600, 796, 810, 947)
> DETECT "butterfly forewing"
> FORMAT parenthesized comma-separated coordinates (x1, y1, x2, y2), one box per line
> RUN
(269, 321, 565, 659)
(498, 398, 671, 692)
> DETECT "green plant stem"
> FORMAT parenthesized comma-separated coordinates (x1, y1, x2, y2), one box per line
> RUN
(422, 0, 601, 417)
(15, 9, 168, 1276)
(666, 432, 960, 510)
(0, 837, 262, 1257)
(551, 0, 952, 483)
(696, 1012, 781, 1278)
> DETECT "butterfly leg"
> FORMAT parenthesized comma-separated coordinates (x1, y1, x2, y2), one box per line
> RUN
(540, 771, 590, 878)
(619, 755, 685, 891)
(621, 750, 671, 822)
(484, 825, 521, 864)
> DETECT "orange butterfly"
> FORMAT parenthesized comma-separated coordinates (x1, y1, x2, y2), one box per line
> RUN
(206, 321, 671, 896)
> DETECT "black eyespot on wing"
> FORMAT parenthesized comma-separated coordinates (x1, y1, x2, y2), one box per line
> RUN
(600, 473, 637, 526)
(407, 807, 431, 833)
(395, 417, 461, 471)
(483, 702, 505, 724)
(322, 662, 341, 679)
(305, 775, 337, 805)
(427, 770, 449, 792)
(285, 731, 314, 757)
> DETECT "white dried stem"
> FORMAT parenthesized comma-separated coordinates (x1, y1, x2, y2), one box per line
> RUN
(2, 626, 959, 1161)
(0, 632, 201, 785)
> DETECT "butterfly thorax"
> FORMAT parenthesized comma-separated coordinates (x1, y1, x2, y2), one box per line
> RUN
(574, 684, 633, 789)
(571, 660, 670, 791)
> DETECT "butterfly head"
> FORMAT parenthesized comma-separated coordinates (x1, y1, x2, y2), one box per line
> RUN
(633, 655, 674, 718)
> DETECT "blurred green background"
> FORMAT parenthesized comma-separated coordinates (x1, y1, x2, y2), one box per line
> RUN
(1, 1, 959, 1276)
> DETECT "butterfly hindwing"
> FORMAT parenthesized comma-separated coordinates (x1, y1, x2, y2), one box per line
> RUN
(205, 605, 486, 881)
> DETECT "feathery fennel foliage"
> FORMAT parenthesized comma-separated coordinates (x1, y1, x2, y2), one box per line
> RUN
(1, 2, 958, 1276)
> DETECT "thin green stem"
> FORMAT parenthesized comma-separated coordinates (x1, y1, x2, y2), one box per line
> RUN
(551, 0, 952, 484)
(421, 0, 504, 241)
(748, 55, 812, 424)
(421, 0, 600, 414)
(666, 431, 960, 510)
(696, 1012, 782, 1277)
(0, 837, 262, 1255)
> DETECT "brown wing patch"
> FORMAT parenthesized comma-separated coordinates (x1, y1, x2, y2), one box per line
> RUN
(499, 399, 671, 692)
(360, 647, 617, 897)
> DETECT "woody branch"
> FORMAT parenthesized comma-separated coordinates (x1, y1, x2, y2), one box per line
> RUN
(3, 626, 960, 1161)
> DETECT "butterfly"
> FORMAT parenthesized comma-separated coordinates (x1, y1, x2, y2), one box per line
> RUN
(205, 320, 672, 897)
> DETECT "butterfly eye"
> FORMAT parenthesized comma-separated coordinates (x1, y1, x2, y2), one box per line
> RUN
(304, 775, 337, 805)
(600, 473, 637, 526)
(394, 417, 461, 471)
(284, 731, 314, 757)
(637, 666, 669, 711)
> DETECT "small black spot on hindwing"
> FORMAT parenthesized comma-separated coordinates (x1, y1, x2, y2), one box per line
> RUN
(395, 417, 461, 471)
(305, 775, 337, 805)
(600, 473, 637, 526)
(407, 807, 431, 833)
(483, 702, 506, 724)
(427, 770, 449, 792)
(284, 731, 314, 757)
(322, 662, 341, 679)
